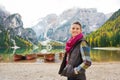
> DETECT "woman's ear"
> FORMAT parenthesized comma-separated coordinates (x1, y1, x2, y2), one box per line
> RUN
(80, 29, 82, 32)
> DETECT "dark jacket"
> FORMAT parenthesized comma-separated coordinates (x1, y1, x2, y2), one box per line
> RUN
(58, 39, 91, 79)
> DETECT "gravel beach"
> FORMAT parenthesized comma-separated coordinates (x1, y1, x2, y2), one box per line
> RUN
(0, 62, 120, 80)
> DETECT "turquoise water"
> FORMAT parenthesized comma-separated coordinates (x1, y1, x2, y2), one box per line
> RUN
(0, 48, 120, 62)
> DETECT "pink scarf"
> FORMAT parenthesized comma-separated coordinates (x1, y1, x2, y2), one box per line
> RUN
(65, 33, 83, 53)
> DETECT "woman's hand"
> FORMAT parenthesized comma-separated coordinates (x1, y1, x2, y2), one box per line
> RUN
(74, 67, 79, 74)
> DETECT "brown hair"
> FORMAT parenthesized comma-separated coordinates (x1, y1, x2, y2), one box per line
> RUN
(72, 21, 82, 28)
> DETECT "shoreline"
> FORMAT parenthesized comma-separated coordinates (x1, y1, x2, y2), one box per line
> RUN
(92, 47, 120, 50)
(0, 62, 120, 80)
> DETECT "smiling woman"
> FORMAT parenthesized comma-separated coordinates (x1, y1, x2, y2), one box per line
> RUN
(58, 21, 92, 80)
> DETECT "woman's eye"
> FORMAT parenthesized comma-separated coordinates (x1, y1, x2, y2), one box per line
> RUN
(72, 28, 80, 30)
(72, 28, 75, 30)
(76, 28, 80, 30)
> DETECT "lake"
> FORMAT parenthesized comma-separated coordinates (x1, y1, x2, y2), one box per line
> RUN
(0, 47, 120, 63)
(91, 47, 120, 62)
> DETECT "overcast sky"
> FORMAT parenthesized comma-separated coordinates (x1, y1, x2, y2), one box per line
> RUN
(0, 0, 120, 28)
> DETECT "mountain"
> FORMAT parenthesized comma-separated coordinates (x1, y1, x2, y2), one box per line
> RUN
(21, 28, 38, 44)
(86, 9, 120, 47)
(0, 7, 38, 48)
(32, 8, 110, 42)
(4, 13, 24, 37)
(0, 6, 10, 25)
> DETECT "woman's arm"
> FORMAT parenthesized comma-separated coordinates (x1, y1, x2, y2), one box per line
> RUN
(74, 40, 92, 74)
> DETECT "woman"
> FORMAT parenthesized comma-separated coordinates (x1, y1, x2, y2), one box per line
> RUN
(58, 21, 92, 80)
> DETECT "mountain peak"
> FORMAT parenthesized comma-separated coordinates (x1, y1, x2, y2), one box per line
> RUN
(32, 8, 109, 42)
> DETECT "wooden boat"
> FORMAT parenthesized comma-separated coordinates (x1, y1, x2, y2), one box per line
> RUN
(13, 54, 26, 61)
(44, 53, 55, 62)
(26, 54, 36, 60)
(59, 52, 64, 58)
(37, 53, 45, 57)
(59, 52, 64, 60)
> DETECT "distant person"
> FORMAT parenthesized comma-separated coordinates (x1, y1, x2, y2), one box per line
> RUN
(58, 21, 92, 80)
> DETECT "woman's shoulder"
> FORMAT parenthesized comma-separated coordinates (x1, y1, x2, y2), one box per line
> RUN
(79, 39, 89, 47)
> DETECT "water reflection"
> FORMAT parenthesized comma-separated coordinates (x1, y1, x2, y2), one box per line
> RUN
(91, 49, 120, 62)
(0, 48, 120, 63)
(0, 48, 32, 62)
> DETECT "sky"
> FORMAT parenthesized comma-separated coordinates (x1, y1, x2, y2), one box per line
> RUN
(0, 0, 120, 28)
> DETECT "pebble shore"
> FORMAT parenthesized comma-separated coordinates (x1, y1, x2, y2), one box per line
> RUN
(0, 62, 120, 80)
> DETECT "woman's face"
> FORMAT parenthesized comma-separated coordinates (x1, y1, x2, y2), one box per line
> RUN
(70, 24, 82, 37)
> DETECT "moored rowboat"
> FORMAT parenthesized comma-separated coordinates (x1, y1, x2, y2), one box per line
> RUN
(44, 53, 55, 62)
(26, 54, 37, 60)
(14, 54, 26, 61)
